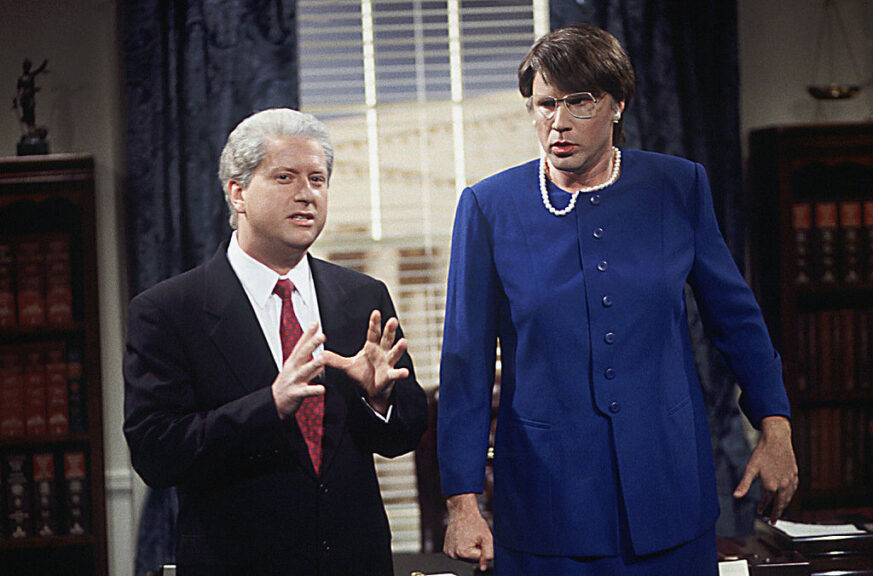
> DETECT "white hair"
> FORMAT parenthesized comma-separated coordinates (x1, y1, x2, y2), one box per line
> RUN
(218, 108, 334, 229)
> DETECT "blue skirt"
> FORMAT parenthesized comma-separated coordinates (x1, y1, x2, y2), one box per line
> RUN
(495, 524, 717, 576)
(495, 524, 716, 576)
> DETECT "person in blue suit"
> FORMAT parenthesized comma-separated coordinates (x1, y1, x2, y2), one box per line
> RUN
(437, 24, 798, 575)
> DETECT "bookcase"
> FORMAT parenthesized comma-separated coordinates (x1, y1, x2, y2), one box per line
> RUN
(0, 155, 107, 576)
(747, 123, 873, 516)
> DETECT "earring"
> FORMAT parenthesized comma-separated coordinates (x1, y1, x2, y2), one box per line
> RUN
(612, 113, 621, 124)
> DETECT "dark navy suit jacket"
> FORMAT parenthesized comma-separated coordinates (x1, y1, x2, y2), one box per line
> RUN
(438, 150, 790, 557)
(124, 244, 428, 575)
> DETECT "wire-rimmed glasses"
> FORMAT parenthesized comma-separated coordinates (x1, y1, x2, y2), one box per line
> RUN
(529, 92, 598, 120)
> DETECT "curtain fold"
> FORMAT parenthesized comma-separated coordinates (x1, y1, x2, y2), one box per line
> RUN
(122, 1, 299, 573)
(551, 0, 757, 538)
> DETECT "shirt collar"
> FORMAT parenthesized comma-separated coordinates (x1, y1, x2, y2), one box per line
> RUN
(226, 231, 314, 308)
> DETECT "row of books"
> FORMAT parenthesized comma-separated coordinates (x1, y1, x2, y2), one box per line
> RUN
(0, 234, 74, 328)
(791, 200, 873, 287)
(0, 342, 86, 438)
(801, 406, 873, 491)
(1, 450, 89, 539)
(795, 307, 873, 394)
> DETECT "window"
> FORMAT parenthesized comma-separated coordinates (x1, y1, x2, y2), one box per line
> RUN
(298, 0, 547, 552)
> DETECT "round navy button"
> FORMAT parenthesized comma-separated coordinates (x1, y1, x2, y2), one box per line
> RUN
(604, 332, 616, 344)
(597, 260, 608, 272)
(602, 295, 613, 307)
(608, 401, 621, 413)
(593, 227, 604, 239)
(589, 194, 601, 206)
(605, 368, 616, 380)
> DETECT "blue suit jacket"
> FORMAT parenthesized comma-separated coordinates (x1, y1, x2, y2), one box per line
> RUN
(437, 150, 789, 557)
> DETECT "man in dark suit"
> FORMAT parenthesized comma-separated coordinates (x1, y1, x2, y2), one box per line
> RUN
(123, 108, 428, 576)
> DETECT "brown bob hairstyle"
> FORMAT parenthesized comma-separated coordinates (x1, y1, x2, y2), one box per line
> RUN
(518, 24, 636, 145)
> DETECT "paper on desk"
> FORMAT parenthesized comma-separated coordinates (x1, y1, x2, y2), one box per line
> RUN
(772, 519, 867, 538)
(718, 559, 749, 576)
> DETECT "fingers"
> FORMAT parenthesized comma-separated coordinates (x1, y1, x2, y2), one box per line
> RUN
(367, 310, 402, 352)
(380, 315, 399, 348)
(290, 322, 324, 364)
(367, 310, 382, 344)
(480, 536, 494, 572)
(733, 464, 757, 499)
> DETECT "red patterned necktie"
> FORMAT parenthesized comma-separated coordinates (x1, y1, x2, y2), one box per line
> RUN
(274, 278, 324, 474)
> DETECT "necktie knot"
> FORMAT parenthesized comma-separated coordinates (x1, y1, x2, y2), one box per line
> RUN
(274, 278, 295, 301)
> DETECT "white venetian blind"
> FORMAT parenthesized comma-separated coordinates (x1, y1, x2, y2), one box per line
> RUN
(297, 0, 547, 553)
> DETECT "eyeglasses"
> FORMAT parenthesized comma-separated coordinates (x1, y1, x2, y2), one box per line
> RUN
(529, 92, 598, 120)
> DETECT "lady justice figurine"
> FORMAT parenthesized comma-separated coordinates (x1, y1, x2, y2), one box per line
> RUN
(13, 58, 50, 155)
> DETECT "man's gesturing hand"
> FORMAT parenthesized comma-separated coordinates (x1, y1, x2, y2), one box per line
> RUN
(320, 310, 409, 415)
(272, 321, 326, 418)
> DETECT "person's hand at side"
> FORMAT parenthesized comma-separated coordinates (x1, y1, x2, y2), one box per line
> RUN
(733, 415, 799, 522)
(444, 493, 493, 572)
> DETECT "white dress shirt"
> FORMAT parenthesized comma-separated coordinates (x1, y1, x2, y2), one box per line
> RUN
(227, 231, 322, 371)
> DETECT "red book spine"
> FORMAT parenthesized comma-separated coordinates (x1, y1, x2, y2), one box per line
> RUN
(864, 201, 873, 283)
(839, 309, 856, 392)
(4, 452, 32, 538)
(0, 346, 25, 438)
(839, 201, 862, 284)
(792, 203, 812, 286)
(63, 451, 89, 535)
(15, 236, 46, 327)
(32, 452, 57, 537)
(45, 342, 69, 435)
(861, 310, 873, 390)
(23, 345, 47, 436)
(814, 202, 839, 286)
(44, 234, 73, 325)
(816, 310, 833, 394)
(0, 240, 15, 328)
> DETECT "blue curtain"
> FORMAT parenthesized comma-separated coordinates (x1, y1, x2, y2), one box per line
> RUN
(122, 1, 299, 573)
(551, 0, 757, 537)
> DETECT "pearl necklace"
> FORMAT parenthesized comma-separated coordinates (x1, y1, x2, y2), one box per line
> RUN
(539, 146, 621, 217)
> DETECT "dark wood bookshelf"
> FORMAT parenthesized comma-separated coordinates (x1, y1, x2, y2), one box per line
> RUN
(747, 123, 873, 516)
(0, 155, 107, 576)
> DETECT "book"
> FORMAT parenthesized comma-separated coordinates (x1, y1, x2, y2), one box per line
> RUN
(816, 310, 833, 394)
(45, 342, 70, 435)
(44, 234, 73, 325)
(864, 201, 873, 283)
(15, 236, 46, 327)
(4, 452, 32, 538)
(813, 202, 839, 286)
(791, 203, 812, 285)
(806, 311, 819, 394)
(63, 451, 88, 535)
(32, 452, 57, 537)
(860, 310, 872, 390)
(66, 346, 87, 434)
(23, 344, 47, 436)
(0, 346, 25, 437)
(795, 312, 808, 391)
(838, 201, 862, 284)
(839, 309, 856, 392)
(0, 239, 14, 327)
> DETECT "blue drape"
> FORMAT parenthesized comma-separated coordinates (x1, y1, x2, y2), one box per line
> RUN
(122, 1, 299, 573)
(552, 0, 757, 537)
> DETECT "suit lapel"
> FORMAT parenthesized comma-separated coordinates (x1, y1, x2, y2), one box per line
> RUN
(202, 244, 278, 396)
